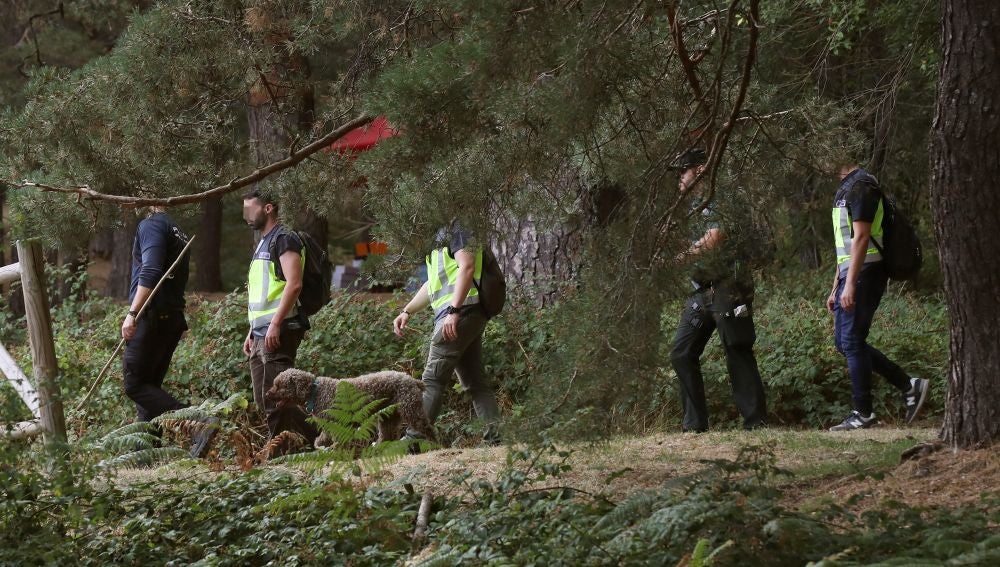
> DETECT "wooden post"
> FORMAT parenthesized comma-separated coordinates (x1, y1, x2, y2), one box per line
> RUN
(15, 240, 66, 445)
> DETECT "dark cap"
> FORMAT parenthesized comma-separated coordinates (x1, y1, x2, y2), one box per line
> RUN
(667, 148, 707, 171)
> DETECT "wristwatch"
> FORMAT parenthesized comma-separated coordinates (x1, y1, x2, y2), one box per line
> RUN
(446, 305, 461, 316)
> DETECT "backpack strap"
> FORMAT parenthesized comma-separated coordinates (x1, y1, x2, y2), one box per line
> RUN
(267, 226, 300, 282)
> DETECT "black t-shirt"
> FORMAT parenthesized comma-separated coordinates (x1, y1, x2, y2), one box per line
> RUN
(130, 212, 189, 312)
(834, 169, 882, 224)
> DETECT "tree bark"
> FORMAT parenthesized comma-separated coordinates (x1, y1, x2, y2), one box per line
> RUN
(245, 9, 326, 252)
(106, 214, 137, 299)
(931, 0, 1000, 448)
(193, 197, 223, 292)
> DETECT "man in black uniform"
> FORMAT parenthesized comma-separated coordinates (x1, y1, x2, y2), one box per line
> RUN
(668, 149, 767, 432)
(120, 206, 190, 422)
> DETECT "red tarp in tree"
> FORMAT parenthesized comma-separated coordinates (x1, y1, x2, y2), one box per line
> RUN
(327, 116, 398, 154)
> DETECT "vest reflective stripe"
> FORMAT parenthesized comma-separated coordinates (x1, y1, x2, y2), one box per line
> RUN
(426, 247, 483, 311)
(247, 232, 302, 328)
(832, 200, 884, 271)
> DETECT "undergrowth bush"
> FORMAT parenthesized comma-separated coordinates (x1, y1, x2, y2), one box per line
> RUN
(1, 265, 947, 445)
(416, 443, 999, 566)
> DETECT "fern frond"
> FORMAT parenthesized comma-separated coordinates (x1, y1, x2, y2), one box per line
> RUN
(98, 421, 159, 441)
(230, 430, 254, 470)
(152, 406, 209, 423)
(256, 430, 307, 463)
(98, 447, 189, 470)
(158, 418, 217, 442)
(209, 393, 249, 416)
(96, 432, 161, 454)
(268, 447, 355, 474)
(313, 383, 397, 447)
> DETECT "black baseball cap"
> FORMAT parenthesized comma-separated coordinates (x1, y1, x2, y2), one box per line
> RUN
(667, 148, 707, 171)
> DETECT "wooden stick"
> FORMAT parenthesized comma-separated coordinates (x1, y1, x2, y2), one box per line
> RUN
(75, 234, 197, 411)
(413, 491, 434, 540)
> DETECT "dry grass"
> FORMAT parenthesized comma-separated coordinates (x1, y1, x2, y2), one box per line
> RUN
(112, 426, 999, 514)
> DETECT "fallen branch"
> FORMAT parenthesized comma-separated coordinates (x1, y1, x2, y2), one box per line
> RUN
(413, 491, 434, 540)
(8, 114, 374, 208)
(0, 419, 43, 440)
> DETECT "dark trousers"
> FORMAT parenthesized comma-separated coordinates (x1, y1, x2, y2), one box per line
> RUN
(249, 330, 315, 440)
(833, 264, 910, 415)
(670, 289, 767, 432)
(122, 311, 187, 422)
(405, 308, 500, 442)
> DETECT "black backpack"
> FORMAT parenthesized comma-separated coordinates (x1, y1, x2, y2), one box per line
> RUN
(850, 175, 923, 281)
(472, 247, 507, 319)
(270, 228, 332, 316)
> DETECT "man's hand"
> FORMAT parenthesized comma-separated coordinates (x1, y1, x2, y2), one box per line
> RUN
(393, 311, 410, 337)
(243, 333, 253, 357)
(121, 314, 137, 341)
(826, 290, 838, 313)
(264, 322, 281, 352)
(442, 312, 460, 341)
(839, 281, 856, 312)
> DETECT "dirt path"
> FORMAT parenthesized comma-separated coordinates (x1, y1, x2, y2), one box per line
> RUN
(377, 427, 998, 513)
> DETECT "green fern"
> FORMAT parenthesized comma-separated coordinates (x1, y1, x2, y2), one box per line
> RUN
(97, 421, 159, 441)
(96, 432, 161, 454)
(268, 384, 415, 476)
(98, 447, 189, 470)
(312, 382, 397, 447)
(689, 538, 734, 567)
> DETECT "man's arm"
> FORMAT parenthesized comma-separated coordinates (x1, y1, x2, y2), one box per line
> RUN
(121, 222, 166, 341)
(826, 267, 840, 312)
(839, 220, 871, 312)
(393, 282, 430, 337)
(264, 249, 303, 351)
(675, 227, 724, 263)
(440, 249, 476, 341)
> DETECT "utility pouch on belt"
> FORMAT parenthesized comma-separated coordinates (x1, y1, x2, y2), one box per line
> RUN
(686, 299, 706, 328)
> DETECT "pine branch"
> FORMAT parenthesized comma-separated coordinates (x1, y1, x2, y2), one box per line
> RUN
(6, 114, 374, 208)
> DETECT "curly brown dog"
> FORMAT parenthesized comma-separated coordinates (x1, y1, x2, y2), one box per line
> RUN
(266, 368, 435, 445)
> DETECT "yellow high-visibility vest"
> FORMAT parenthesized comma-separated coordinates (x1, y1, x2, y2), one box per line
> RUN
(247, 228, 303, 329)
(832, 199, 884, 272)
(426, 247, 483, 312)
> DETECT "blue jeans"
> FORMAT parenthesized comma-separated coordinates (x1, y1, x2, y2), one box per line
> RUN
(833, 263, 910, 415)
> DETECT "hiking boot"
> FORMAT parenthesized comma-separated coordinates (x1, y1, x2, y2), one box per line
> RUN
(903, 377, 930, 424)
(189, 417, 220, 458)
(829, 411, 878, 431)
(400, 432, 424, 455)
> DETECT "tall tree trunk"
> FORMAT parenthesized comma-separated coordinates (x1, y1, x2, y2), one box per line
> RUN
(245, 9, 326, 251)
(193, 197, 223, 291)
(106, 215, 137, 299)
(931, 0, 1000, 448)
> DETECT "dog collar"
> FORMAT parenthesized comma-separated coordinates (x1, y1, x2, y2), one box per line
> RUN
(306, 377, 318, 415)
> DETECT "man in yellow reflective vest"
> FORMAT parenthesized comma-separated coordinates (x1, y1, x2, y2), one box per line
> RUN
(242, 189, 313, 438)
(393, 224, 501, 446)
(826, 162, 929, 431)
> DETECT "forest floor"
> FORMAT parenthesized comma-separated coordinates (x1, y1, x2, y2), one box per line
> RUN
(374, 427, 998, 512)
(116, 426, 998, 514)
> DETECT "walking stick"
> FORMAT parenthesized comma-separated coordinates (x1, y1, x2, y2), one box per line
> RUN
(76, 235, 197, 411)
